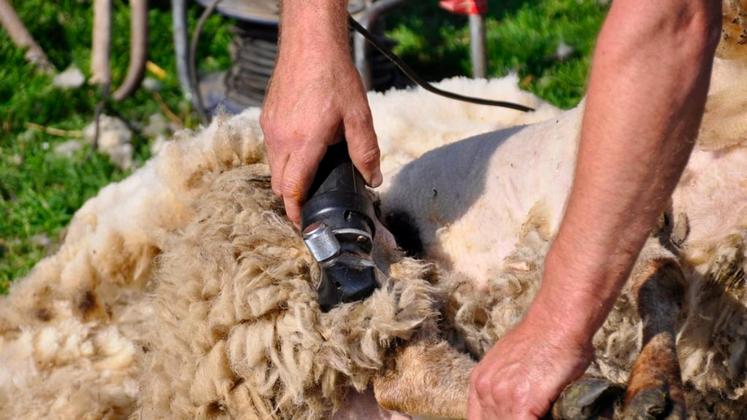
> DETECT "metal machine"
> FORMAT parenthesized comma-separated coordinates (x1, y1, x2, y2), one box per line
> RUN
(300, 142, 378, 312)
(177, 0, 409, 115)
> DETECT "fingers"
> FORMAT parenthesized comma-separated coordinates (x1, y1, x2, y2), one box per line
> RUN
(279, 140, 328, 225)
(259, 111, 284, 197)
(263, 110, 380, 226)
(270, 153, 289, 197)
(343, 106, 382, 187)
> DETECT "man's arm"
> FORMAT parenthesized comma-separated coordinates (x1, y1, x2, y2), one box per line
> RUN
(469, 1, 722, 418)
(261, 0, 382, 224)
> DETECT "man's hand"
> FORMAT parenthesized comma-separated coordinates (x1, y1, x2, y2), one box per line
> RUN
(468, 310, 592, 419)
(260, 1, 381, 225)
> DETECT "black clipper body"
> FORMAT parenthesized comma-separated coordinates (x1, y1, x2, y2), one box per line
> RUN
(301, 141, 379, 312)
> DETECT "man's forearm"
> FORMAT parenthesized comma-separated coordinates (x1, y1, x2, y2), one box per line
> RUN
(526, 0, 722, 345)
(278, 0, 349, 57)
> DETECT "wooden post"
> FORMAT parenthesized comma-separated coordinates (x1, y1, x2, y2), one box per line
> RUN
(112, 0, 149, 101)
(0, 0, 54, 73)
(91, 0, 112, 86)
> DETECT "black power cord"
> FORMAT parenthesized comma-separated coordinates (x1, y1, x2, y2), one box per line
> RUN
(348, 15, 535, 113)
(188, 4, 535, 119)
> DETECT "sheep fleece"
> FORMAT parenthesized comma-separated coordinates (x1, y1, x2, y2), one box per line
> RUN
(0, 111, 440, 419)
(0, 71, 746, 419)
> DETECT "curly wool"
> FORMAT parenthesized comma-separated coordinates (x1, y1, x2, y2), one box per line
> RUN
(0, 109, 264, 419)
(138, 166, 438, 419)
(0, 107, 442, 420)
(0, 74, 556, 420)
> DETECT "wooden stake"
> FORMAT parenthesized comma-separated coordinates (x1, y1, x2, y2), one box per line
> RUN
(0, 0, 55, 74)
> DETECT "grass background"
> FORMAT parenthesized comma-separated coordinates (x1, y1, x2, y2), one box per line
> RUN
(0, 0, 608, 292)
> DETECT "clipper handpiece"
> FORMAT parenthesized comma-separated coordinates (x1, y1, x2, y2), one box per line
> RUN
(301, 141, 378, 312)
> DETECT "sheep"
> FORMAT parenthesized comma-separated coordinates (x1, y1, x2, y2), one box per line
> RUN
(1, 9, 746, 419)
(0, 78, 552, 420)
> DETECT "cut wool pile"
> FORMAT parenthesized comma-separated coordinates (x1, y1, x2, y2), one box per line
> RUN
(138, 165, 439, 418)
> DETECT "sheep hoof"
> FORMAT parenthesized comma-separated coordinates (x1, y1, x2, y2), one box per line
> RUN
(622, 386, 686, 420)
(551, 375, 624, 420)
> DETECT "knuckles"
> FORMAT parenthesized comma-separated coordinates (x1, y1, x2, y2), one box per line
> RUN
(353, 146, 381, 168)
(490, 379, 514, 404)
(259, 119, 283, 144)
(259, 111, 295, 143)
(506, 387, 532, 412)
(472, 371, 494, 401)
(471, 367, 535, 416)
(281, 176, 305, 202)
(259, 110, 275, 135)
(346, 107, 374, 127)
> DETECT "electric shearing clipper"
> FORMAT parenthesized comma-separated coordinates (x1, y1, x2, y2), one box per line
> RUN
(301, 141, 378, 312)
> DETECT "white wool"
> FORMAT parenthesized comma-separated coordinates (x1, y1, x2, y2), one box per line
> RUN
(0, 330, 38, 390)
(379, 106, 580, 287)
(380, 58, 747, 289)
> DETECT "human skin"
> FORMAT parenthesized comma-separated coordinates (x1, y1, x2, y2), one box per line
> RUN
(260, 0, 381, 225)
(260, 0, 723, 418)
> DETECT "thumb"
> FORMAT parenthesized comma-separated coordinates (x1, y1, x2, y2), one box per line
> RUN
(280, 142, 328, 225)
(343, 108, 382, 187)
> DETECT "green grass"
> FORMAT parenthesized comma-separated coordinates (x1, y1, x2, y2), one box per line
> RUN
(0, 0, 233, 291)
(0, 0, 608, 293)
(386, 0, 608, 108)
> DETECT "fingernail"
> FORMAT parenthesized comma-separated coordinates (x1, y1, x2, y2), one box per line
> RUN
(371, 169, 383, 188)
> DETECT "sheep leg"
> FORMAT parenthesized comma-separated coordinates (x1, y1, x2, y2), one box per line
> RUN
(622, 256, 686, 419)
(551, 375, 625, 420)
(372, 339, 474, 419)
(372, 339, 625, 419)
